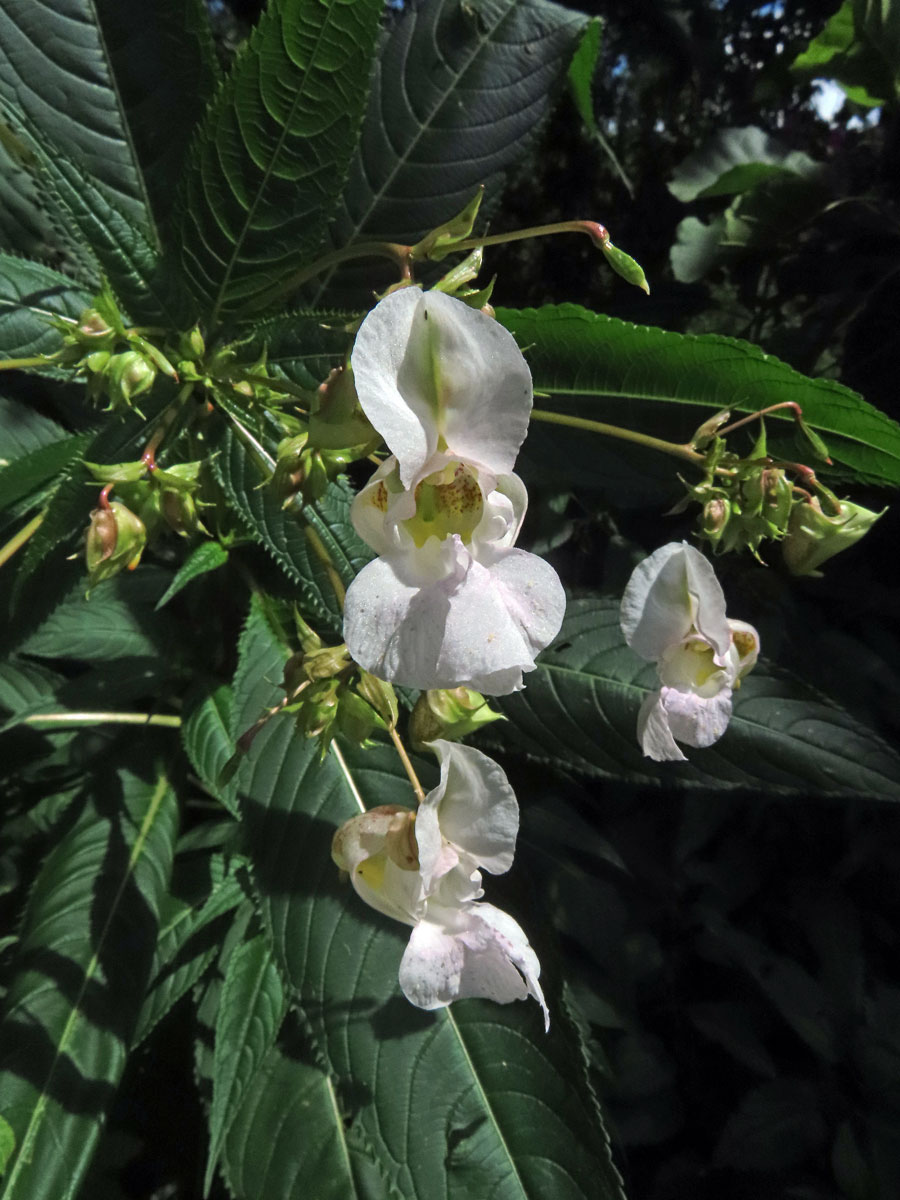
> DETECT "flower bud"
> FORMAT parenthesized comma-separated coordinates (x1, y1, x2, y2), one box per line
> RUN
(107, 351, 157, 407)
(74, 309, 116, 349)
(160, 487, 203, 536)
(409, 687, 504, 749)
(303, 644, 352, 681)
(356, 670, 398, 728)
(782, 497, 885, 577)
(85, 501, 146, 588)
(177, 326, 206, 361)
(701, 496, 731, 544)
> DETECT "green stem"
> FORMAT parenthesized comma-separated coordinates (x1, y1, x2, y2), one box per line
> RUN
(235, 371, 316, 404)
(388, 725, 426, 805)
(242, 240, 412, 313)
(0, 512, 44, 569)
(448, 219, 610, 257)
(0, 355, 54, 372)
(24, 711, 182, 728)
(530, 408, 704, 466)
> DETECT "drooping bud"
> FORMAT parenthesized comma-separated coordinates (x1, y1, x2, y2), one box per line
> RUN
(782, 497, 885, 577)
(302, 643, 353, 681)
(177, 326, 206, 361)
(85, 500, 146, 589)
(600, 241, 650, 294)
(409, 687, 504, 749)
(75, 309, 116, 346)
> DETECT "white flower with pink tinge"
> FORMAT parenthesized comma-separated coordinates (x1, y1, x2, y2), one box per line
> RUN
(620, 542, 760, 762)
(331, 739, 549, 1029)
(343, 285, 565, 695)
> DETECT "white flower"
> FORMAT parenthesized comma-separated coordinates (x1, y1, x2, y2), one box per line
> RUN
(331, 739, 549, 1029)
(343, 286, 565, 695)
(620, 541, 760, 762)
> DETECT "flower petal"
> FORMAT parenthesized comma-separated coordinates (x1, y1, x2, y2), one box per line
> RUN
(621, 541, 730, 662)
(419, 741, 518, 885)
(343, 541, 565, 694)
(331, 806, 424, 925)
(661, 683, 733, 749)
(351, 287, 533, 488)
(636, 691, 687, 762)
(398, 901, 549, 1029)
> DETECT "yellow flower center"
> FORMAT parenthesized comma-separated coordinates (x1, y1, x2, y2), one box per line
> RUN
(403, 461, 484, 548)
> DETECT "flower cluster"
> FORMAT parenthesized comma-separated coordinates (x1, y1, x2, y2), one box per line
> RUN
(620, 542, 760, 762)
(332, 740, 548, 1028)
(343, 286, 566, 695)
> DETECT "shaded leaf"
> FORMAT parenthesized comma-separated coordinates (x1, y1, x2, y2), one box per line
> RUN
(0, 0, 152, 228)
(182, 683, 239, 816)
(211, 422, 371, 639)
(0, 395, 69, 463)
(155, 541, 228, 610)
(0, 755, 178, 1199)
(242, 310, 354, 391)
(498, 304, 900, 487)
(205, 935, 287, 1194)
(20, 567, 176, 663)
(222, 1019, 397, 1200)
(313, 0, 587, 304)
(134, 867, 245, 1047)
(668, 126, 823, 203)
(490, 597, 900, 799)
(179, 0, 384, 321)
(0, 435, 91, 514)
(715, 1080, 826, 1171)
(0, 254, 90, 363)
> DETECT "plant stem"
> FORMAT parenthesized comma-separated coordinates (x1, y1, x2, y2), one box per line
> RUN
(448, 218, 610, 257)
(304, 526, 346, 606)
(24, 711, 182, 728)
(0, 511, 44, 571)
(0, 356, 54, 372)
(388, 725, 426, 805)
(330, 739, 366, 813)
(0, 512, 44, 569)
(530, 408, 705, 466)
(243, 240, 412, 312)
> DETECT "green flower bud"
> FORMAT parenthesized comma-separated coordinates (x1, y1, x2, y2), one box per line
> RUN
(356, 671, 399, 729)
(782, 497, 885, 577)
(160, 487, 203, 536)
(309, 366, 377, 454)
(177, 326, 206, 361)
(303, 644, 352, 681)
(107, 351, 157, 408)
(409, 687, 504, 749)
(75, 309, 116, 347)
(85, 500, 146, 588)
(701, 496, 731, 544)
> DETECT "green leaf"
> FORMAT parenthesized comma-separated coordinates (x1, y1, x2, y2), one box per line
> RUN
(229, 599, 626, 1200)
(791, 0, 897, 105)
(0, 0, 153, 230)
(20, 567, 176, 663)
(313, 0, 587, 304)
(155, 541, 229, 610)
(0, 755, 178, 1200)
(134, 867, 245, 1047)
(0, 254, 91, 363)
(205, 935, 287, 1195)
(498, 304, 900, 487)
(222, 1021, 397, 1200)
(0, 435, 91, 515)
(668, 126, 823, 203)
(490, 597, 900, 800)
(0, 1117, 13, 1176)
(90, 0, 219, 244)
(2, 109, 190, 325)
(669, 215, 727, 284)
(179, 0, 384, 322)
(182, 683, 239, 815)
(567, 19, 602, 134)
(241, 310, 354, 391)
(211, 423, 372, 639)
(714, 1081, 826, 1171)
(0, 395, 69, 464)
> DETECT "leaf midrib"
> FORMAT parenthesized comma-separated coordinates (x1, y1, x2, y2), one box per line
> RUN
(210, 0, 336, 325)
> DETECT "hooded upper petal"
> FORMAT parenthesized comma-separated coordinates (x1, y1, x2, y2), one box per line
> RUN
(343, 540, 565, 694)
(398, 899, 549, 1030)
(351, 287, 533, 488)
(416, 740, 518, 892)
(620, 541, 731, 663)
